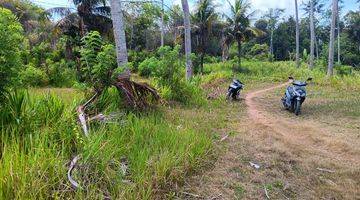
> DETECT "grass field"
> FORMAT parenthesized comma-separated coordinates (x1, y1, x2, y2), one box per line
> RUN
(182, 61, 360, 199)
(1, 60, 359, 199)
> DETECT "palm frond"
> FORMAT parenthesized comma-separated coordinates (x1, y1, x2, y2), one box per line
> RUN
(245, 27, 265, 37)
(91, 6, 111, 16)
(46, 7, 73, 17)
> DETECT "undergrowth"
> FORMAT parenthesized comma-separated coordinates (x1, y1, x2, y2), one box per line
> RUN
(202, 60, 360, 92)
(1, 60, 359, 199)
(0, 88, 213, 199)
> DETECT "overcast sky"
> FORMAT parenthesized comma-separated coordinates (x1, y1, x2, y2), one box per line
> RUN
(31, 0, 359, 19)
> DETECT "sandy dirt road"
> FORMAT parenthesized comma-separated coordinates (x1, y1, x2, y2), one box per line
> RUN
(182, 83, 360, 199)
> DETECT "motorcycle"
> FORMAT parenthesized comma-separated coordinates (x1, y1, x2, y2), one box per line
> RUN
(226, 79, 244, 100)
(282, 77, 312, 115)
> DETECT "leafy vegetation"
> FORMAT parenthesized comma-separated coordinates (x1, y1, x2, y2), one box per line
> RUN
(0, 0, 360, 199)
(0, 8, 24, 99)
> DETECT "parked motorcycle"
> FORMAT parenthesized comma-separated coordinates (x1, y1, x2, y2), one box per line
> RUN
(282, 77, 312, 115)
(227, 79, 244, 100)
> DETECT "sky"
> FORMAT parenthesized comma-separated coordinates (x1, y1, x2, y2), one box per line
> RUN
(31, 0, 359, 19)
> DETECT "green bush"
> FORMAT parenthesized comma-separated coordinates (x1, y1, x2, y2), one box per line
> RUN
(156, 46, 205, 105)
(46, 59, 77, 87)
(335, 65, 352, 76)
(93, 44, 118, 89)
(245, 44, 270, 61)
(203, 55, 221, 64)
(138, 57, 159, 77)
(20, 65, 48, 87)
(0, 8, 24, 100)
(128, 50, 154, 72)
(80, 31, 103, 83)
(80, 31, 123, 91)
(138, 46, 205, 105)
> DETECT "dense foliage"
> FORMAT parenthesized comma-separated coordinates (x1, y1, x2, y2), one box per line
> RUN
(1, 0, 360, 198)
(139, 46, 204, 105)
(0, 8, 24, 100)
(1, 0, 359, 91)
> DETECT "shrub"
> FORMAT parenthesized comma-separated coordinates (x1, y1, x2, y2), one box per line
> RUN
(203, 55, 221, 64)
(246, 44, 270, 61)
(93, 44, 118, 89)
(0, 8, 24, 100)
(138, 57, 159, 77)
(19, 65, 48, 87)
(128, 50, 154, 72)
(152, 46, 205, 105)
(80, 31, 103, 83)
(335, 65, 352, 76)
(80, 32, 123, 91)
(46, 59, 77, 87)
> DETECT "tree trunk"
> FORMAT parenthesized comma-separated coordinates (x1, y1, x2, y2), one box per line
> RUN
(200, 32, 205, 74)
(237, 39, 242, 69)
(327, 0, 338, 77)
(270, 29, 274, 57)
(309, 0, 315, 69)
(65, 40, 73, 61)
(110, 0, 129, 71)
(181, 0, 193, 80)
(160, 0, 164, 47)
(79, 17, 85, 37)
(295, 0, 300, 68)
(222, 43, 229, 62)
(315, 37, 319, 59)
(337, 12, 341, 64)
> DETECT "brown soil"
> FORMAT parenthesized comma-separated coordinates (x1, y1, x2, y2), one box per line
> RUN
(180, 82, 360, 200)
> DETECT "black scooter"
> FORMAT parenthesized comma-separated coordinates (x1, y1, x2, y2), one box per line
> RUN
(226, 79, 244, 100)
(282, 77, 312, 115)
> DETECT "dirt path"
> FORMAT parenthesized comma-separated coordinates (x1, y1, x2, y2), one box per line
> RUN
(245, 82, 290, 126)
(182, 83, 360, 200)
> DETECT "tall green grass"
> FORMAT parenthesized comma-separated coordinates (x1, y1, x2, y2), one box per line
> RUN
(203, 60, 360, 91)
(0, 89, 213, 199)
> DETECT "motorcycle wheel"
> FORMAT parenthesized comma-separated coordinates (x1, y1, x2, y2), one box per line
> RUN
(294, 100, 301, 115)
(281, 97, 287, 109)
(235, 92, 240, 100)
(226, 92, 231, 100)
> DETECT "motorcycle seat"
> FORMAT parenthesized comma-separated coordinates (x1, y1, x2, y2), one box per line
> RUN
(292, 81, 307, 86)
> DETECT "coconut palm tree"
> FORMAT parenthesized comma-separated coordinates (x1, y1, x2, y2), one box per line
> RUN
(181, 0, 193, 80)
(303, 0, 325, 68)
(48, 0, 112, 37)
(160, 0, 165, 46)
(295, 0, 300, 68)
(193, 0, 217, 73)
(328, 0, 338, 76)
(309, 0, 315, 69)
(264, 8, 284, 59)
(223, 0, 262, 69)
(110, 0, 128, 70)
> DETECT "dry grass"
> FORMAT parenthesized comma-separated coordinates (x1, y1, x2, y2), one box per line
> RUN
(182, 81, 360, 199)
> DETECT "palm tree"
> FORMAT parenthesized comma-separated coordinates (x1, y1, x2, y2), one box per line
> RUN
(303, 0, 325, 68)
(48, 0, 111, 37)
(264, 8, 284, 59)
(224, 0, 261, 69)
(160, 0, 165, 46)
(295, 0, 300, 68)
(181, 0, 193, 80)
(309, 0, 315, 69)
(110, 0, 129, 70)
(328, 0, 338, 76)
(193, 0, 217, 73)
